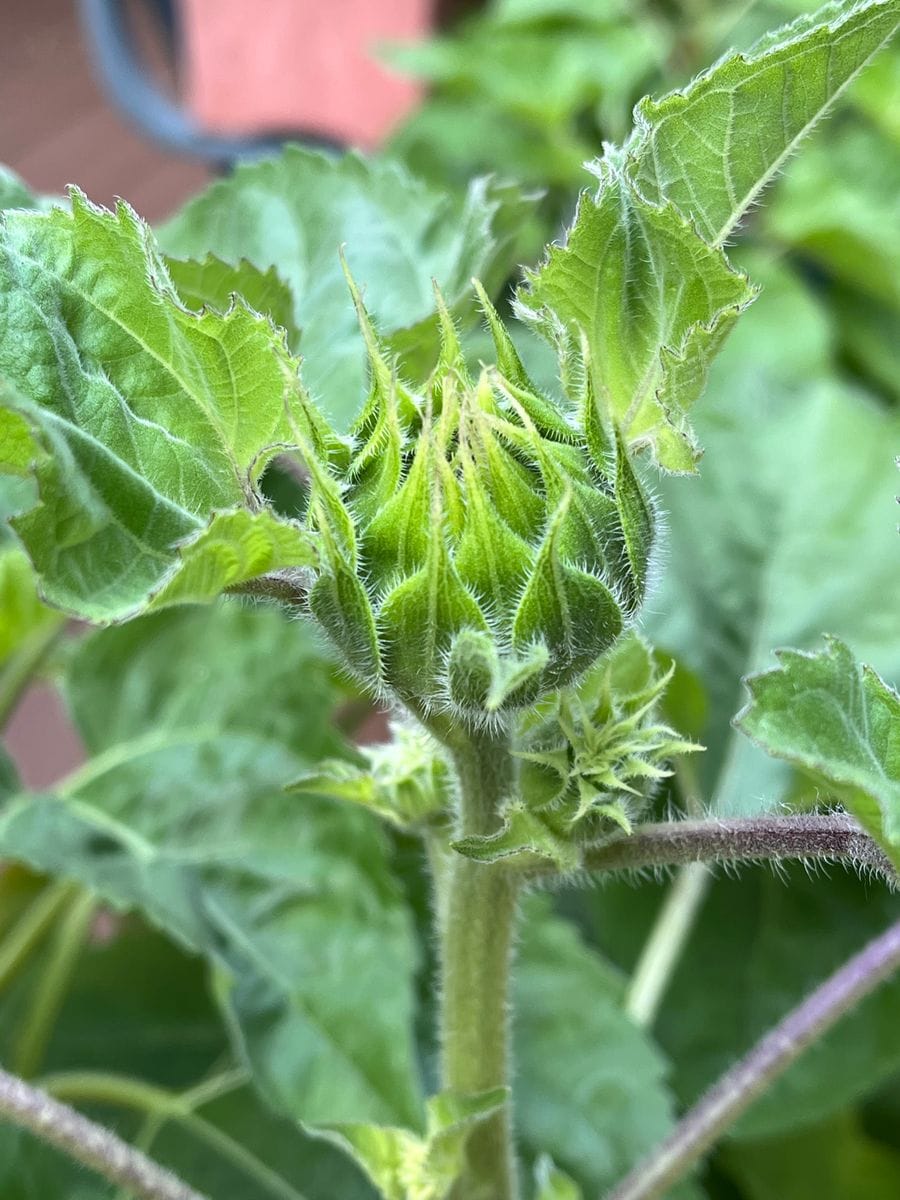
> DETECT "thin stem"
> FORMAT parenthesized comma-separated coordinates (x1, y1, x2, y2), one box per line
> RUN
(13, 889, 95, 1078)
(625, 863, 711, 1028)
(441, 731, 519, 1200)
(0, 1066, 209, 1200)
(606, 916, 900, 1200)
(0, 617, 65, 728)
(42, 1069, 306, 1200)
(0, 879, 76, 994)
(102, 1066, 248, 1200)
(620, 756, 713, 1025)
(574, 814, 893, 882)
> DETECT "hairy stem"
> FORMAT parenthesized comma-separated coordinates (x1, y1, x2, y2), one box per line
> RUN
(0, 1067, 209, 1200)
(625, 863, 711, 1028)
(606, 916, 900, 1200)
(572, 814, 894, 882)
(441, 732, 519, 1200)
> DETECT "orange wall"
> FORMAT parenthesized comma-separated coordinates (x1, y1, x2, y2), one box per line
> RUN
(181, 0, 428, 147)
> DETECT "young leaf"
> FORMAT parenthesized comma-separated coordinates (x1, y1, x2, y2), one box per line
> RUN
(0, 193, 318, 620)
(309, 1088, 507, 1200)
(290, 720, 452, 832)
(646, 268, 900, 815)
(518, 171, 754, 472)
(737, 637, 900, 871)
(165, 253, 300, 348)
(159, 148, 533, 427)
(625, 0, 900, 247)
(452, 802, 581, 872)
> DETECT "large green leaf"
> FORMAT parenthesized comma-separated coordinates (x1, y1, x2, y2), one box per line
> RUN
(594, 864, 900, 1142)
(64, 603, 341, 761)
(159, 148, 533, 428)
(764, 120, 900, 399)
(723, 1112, 900, 1200)
(737, 637, 900, 871)
(0, 194, 316, 621)
(0, 894, 373, 1200)
(645, 265, 900, 815)
(519, 168, 754, 472)
(513, 902, 698, 1196)
(625, 0, 900, 247)
(0, 604, 423, 1129)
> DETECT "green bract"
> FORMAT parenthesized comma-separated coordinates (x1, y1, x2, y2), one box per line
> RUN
(302, 281, 656, 725)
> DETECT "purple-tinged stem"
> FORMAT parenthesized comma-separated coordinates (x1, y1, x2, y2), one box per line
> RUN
(0, 1067, 208, 1200)
(571, 814, 894, 884)
(605, 916, 900, 1200)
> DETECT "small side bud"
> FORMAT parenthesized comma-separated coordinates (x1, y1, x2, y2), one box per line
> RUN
(445, 629, 549, 724)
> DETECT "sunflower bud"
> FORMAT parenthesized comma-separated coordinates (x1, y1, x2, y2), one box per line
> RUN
(304, 277, 657, 724)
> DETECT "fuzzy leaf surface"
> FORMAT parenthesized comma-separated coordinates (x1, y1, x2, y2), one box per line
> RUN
(738, 637, 900, 870)
(160, 148, 532, 427)
(625, 0, 900, 246)
(166, 252, 300, 348)
(646, 260, 900, 814)
(310, 1089, 506, 1200)
(0, 194, 315, 620)
(519, 172, 754, 472)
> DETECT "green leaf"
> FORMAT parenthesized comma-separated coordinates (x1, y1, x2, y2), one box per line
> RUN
(513, 902, 689, 1194)
(595, 864, 900, 1141)
(159, 148, 533, 428)
(0, 604, 422, 1129)
(0, 895, 370, 1200)
(625, 0, 900, 247)
(63, 603, 343, 761)
(723, 1112, 900, 1200)
(165, 253, 300, 349)
(290, 720, 451, 832)
(534, 1155, 582, 1200)
(452, 802, 581, 871)
(518, 171, 754, 472)
(0, 167, 55, 213)
(645, 275, 900, 815)
(0, 192, 318, 620)
(0, 547, 59, 666)
(737, 637, 900, 871)
(310, 1088, 507, 1200)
